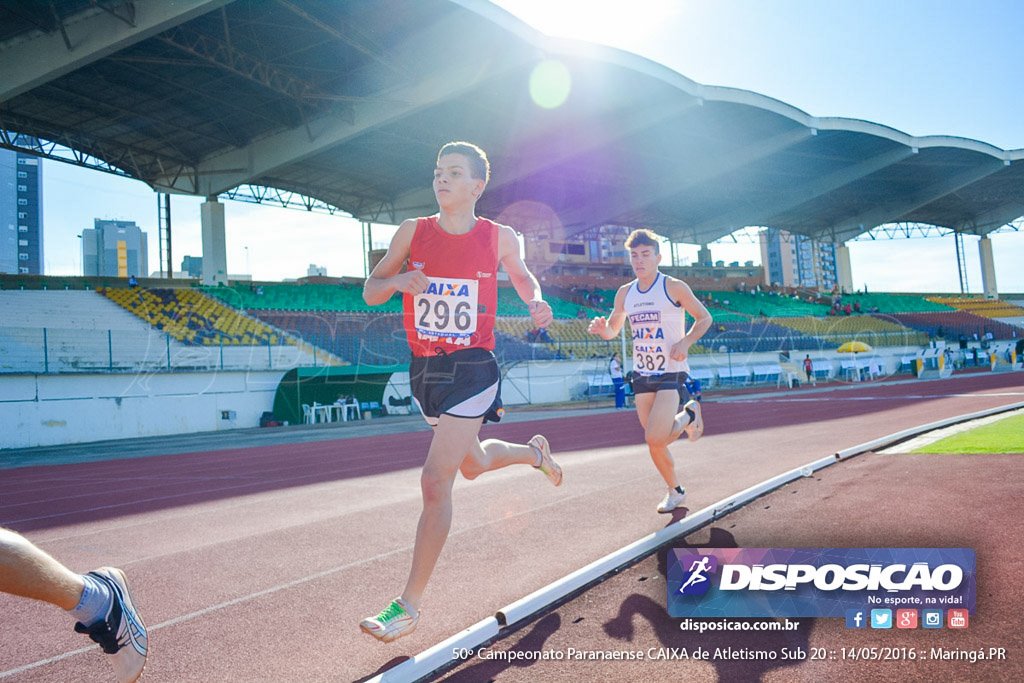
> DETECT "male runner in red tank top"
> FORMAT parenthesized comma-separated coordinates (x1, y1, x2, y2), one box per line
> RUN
(359, 142, 562, 642)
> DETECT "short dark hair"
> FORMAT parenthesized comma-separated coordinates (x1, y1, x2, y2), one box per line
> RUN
(625, 229, 661, 253)
(437, 141, 490, 184)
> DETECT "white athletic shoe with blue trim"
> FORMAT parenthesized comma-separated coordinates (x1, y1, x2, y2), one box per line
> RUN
(74, 567, 148, 683)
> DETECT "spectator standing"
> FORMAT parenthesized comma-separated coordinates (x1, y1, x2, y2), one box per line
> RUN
(803, 354, 814, 385)
(609, 352, 626, 409)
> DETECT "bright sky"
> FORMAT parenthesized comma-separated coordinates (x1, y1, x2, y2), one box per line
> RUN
(40, 0, 1024, 293)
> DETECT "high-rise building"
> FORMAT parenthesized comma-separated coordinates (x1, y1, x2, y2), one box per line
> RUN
(0, 147, 44, 274)
(181, 255, 202, 278)
(759, 228, 837, 291)
(81, 219, 148, 278)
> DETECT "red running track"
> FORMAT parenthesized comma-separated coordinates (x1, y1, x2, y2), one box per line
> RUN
(0, 372, 1021, 681)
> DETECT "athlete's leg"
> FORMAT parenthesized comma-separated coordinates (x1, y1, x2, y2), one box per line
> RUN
(2, 528, 149, 681)
(636, 389, 685, 489)
(0, 527, 84, 609)
(459, 438, 538, 480)
(634, 390, 654, 430)
(401, 414, 486, 609)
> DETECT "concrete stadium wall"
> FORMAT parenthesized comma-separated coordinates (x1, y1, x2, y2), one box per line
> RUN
(0, 343, 990, 450)
(0, 370, 284, 449)
(500, 347, 932, 405)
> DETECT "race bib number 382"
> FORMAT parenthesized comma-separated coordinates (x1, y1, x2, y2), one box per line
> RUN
(414, 277, 478, 341)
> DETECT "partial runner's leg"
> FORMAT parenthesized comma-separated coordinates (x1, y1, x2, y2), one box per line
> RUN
(0, 527, 84, 609)
(402, 414, 485, 608)
(459, 435, 562, 486)
(634, 391, 690, 512)
(459, 438, 537, 480)
(635, 390, 684, 489)
(360, 414, 484, 643)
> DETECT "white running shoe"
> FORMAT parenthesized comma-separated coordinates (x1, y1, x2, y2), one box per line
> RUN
(74, 567, 148, 683)
(360, 597, 419, 643)
(682, 399, 704, 442)
(657, 489, 687, 513)
(529, 434, 562, 486)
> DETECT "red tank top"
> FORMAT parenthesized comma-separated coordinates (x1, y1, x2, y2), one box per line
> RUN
(403, 216, 500, 356)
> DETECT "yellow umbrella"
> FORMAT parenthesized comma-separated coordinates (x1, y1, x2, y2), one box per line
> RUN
(837, 340, 873, 353)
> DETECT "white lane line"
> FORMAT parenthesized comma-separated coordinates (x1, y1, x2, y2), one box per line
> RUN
(0, 450, 426, 514)
(730, 392, 1024, 403)
(21, 445, 635, 544)
(0, 471, 652, 679)
(0, 644, 98, 679)
(0, 457, 424, 525)
(372, 399, 1024, 682)
(30, 482, 399, 546)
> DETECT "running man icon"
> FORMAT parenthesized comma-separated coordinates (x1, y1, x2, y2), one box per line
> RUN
(679, 556, 712, 594)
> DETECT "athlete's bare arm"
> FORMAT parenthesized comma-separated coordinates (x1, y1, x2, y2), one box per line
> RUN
(665, 277, 713, 361)
(362, 219, 429, 305)
(587, 283, 631, 340)
(498, 225, 553, 328)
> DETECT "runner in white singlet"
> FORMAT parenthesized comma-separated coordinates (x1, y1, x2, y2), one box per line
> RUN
(588, 229, 713, 513)
(624, 271, 689, 377)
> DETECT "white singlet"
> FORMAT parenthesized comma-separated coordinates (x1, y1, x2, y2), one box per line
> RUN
(624, 272, 689, 375)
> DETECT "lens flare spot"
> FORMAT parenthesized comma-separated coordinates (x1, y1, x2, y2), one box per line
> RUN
(529, 59, 571, 109)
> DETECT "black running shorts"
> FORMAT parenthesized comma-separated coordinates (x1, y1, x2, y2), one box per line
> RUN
(632, 371, 694, 402)
(410, 347, 503, 426)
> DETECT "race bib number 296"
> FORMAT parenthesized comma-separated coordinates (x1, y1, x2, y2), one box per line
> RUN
(414, 277, 478, 342)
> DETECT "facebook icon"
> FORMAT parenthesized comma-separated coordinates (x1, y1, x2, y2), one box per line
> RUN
(845, 609, 867, 629)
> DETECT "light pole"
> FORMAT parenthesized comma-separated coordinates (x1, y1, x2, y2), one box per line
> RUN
(244, 245, 250, 276)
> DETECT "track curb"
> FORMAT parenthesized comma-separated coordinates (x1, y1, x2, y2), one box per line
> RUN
(369, 399, 1024, 682)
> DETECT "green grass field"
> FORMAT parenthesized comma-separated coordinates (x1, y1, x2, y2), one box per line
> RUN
(911, 413, 1024, 454)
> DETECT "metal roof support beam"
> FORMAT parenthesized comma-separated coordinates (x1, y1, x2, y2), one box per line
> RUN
(957, 200, 1024, 235)
(91, 1, 138, 28)
(2, 3, 61, 34)
(156, 25, 330, 111)
(390, 99, 702, 220)
(273, 0, 403, 76)
(828, 158, 1009, 243)
(0, 0, 234, 103)
(556, 126, 815, 237)
(690, 145, 916, 238)
(166, 12, 537, 196)
(0, 112, 195, 185)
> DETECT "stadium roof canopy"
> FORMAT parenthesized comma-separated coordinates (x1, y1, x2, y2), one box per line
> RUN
(2, 0, 1023, 246)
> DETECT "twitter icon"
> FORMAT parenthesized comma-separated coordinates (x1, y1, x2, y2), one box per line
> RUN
(870, 609, 892, 629)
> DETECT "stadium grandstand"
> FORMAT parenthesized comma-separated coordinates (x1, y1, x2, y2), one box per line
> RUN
(5, 273, 1019, 379)
(926, 296, 1024, 319)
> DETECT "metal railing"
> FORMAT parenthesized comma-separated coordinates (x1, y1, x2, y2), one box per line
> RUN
(0, 327, 315, 374)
